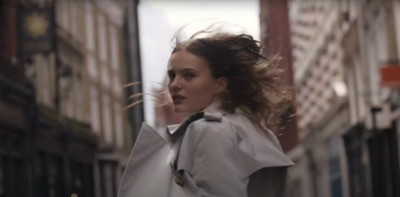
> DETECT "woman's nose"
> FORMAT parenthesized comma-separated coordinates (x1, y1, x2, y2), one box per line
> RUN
(170, 77, 182, 90)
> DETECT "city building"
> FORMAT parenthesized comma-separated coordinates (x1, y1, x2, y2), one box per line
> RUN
(259, 0, 299, 152)
(123, 0, 145, 145)
(0, 0, 144, 196)
(281, 0, 400, 197)
(286, 1, 349, 197)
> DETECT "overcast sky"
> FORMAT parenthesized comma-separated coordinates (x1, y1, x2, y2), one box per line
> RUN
(138, 0, 260, 126)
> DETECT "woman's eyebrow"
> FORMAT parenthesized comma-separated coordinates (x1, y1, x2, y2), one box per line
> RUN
(168, 67, 198, 74)
(179, 68, 198, 73)
(167, 69, 175, 75)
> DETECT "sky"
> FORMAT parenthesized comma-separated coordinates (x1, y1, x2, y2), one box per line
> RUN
(138, 0, 260, 126)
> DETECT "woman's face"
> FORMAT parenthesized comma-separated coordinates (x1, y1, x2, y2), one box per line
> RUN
(167, 50, 226, 113)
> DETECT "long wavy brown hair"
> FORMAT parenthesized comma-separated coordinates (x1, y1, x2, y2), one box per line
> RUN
(172, 32, 294, 132)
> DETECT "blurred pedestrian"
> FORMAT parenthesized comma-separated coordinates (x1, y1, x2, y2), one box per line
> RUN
(118, 30, 294, 197)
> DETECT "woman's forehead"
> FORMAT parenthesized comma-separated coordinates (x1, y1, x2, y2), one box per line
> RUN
(168, 50, 209, 71)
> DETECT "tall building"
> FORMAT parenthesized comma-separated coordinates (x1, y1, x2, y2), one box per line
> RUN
(0, 1, 35, 196)
(0, 0, 144, 196)
(283, 0, 400, 197)
(287, 1, 350, 196)
(259, 0, 299, 152)
(123, 0, 145, 142)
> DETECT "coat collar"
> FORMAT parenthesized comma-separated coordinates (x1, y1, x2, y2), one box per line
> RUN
(203, 99, 226, 114)
(166, 100, 226, 136)
(166, 111, 204, 137)
(166, 124, 180, 136)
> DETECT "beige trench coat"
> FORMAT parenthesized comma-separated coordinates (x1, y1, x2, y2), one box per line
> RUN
(118, 102, 294, 197)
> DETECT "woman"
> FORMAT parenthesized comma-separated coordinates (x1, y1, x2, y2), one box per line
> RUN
(118, 33, 294, 197)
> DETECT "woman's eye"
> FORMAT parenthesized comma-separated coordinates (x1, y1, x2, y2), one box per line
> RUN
(184, 73, 195, 79)
(168, 73, 175, 80)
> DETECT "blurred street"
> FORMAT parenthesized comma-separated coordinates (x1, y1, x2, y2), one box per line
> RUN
(0, 0, 400, 197)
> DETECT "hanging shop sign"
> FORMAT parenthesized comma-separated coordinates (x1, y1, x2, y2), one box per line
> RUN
(17, 4, 55, 55)
(380, 62, 400, 88)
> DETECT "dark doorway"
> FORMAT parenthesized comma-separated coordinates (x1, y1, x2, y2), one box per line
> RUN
(368, 122, 400, 197)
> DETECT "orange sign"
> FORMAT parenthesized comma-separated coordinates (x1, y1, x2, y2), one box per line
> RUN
(380, 65, 400, 88)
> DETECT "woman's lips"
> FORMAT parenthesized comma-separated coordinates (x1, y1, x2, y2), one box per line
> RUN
(172, 95, 185, 104)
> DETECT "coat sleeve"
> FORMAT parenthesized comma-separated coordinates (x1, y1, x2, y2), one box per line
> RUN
(177, 120, 248, 197)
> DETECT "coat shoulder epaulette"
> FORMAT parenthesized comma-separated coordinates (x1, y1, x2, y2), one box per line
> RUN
(203, 111, 223, 122)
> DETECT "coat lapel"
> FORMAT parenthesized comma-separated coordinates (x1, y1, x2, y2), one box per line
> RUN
(167, 112, 204, 140)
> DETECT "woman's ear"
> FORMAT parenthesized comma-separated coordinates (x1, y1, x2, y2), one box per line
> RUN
(216, 77, 228, 94)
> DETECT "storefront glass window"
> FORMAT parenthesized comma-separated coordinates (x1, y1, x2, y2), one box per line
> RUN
(327, 137, 343, 197)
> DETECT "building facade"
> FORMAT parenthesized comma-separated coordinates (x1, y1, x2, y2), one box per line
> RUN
(282, 0, 400, 197)
(259, 0, 299, 152)
(0, 0, 144, 196)
(123, 0, 145, 143)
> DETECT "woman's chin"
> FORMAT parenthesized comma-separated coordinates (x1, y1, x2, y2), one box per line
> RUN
(174, 106, 195, 114)
(173, 106, 185, 113)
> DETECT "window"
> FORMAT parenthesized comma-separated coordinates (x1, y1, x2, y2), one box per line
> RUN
(326, 137, 344, 197)
(100, 162, 117, 197)
(41, 56, 51, 105)
(345, 56, 367, 124)
(83, 164, 95, 197)
(97, 14, 108, 62)
(102, 93, 113, 144)
(69, 161, 84, 196)
(60, 66, 74, 118)
(110, 25, 123, 95)
(34, 153, 47, 197)
(101, 63, 110, 89)
(87, 55, 98, 80)
(113, 76, 122, 96)
(55, 0, 69, 30)
(90, 85, 101, 134)
(114, 102, 124, 148)
(109, 26, 120, 71)
(70, 2, 78, 39)
(85, 2, 96, 51)
(48, 156, 64, 197)
(74, 72, 84, 121)
(394, 1, 400, 58)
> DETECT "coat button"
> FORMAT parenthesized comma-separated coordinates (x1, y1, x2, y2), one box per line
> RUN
(175, 177, 184, 187)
